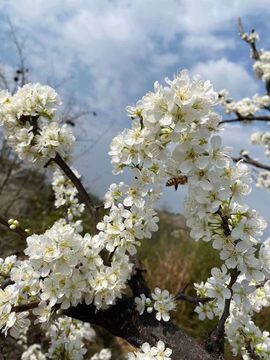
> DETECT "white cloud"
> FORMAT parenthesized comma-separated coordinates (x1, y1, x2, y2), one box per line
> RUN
(0, 0, 267, 111)
(191, 58, 259, 98)
(174, 0, 270, 34)
(182, 35, 235, 53)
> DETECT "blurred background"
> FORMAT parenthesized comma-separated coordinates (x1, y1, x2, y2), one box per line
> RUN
(0, 1, 270, 359)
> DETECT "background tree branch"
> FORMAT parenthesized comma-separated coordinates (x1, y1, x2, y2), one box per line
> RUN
(220, 115, 270, 125)
(233, 154, 270, 172)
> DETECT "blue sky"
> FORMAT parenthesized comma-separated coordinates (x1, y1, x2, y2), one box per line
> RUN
(1, 0, 270, 232)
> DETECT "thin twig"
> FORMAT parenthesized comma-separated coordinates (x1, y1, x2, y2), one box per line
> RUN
(233, 155, 270, 172)
(7, 18, 28, 88)
(176, 283, 213, 305)
(0, 214, 28, 240)
(176, 293, 213, 305)
(220, 115, 270, 125)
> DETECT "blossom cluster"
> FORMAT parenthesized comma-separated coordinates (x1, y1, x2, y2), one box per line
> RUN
(90, 349, 112, 360)
(254, 51, 270, 82)
(226, 310, 270, 358)
(20, 316, 95, 360)
(21, 344, 47, 360)
(127, 341, 172, 360)
(46, 316, 94, 359)
(251, 130, 270, 157)
(0, 255, 17, 280)
(255, 171, 270, 190)
(135, 288, 176, 321)
(0, 83, 74, 165)
(249, 130, 270, 193)
(219, 89, 270, 117)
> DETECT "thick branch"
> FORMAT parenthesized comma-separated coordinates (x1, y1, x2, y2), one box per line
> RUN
(65, 297, 218, 360)
(128, 268, 151, 298)
(0, 214, 28, 240)
(52, 153, 99, 228)
(128, 257, 152, 298)
(12, 301, 39, 313)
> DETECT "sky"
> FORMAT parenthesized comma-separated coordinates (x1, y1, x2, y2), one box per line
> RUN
(1, 0, 270, 232)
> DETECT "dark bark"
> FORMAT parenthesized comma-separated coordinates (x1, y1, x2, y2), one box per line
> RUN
(52, 153, 99, 228)
(65, 297, 218, 360)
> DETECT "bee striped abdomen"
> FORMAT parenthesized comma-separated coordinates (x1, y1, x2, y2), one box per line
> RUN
(166, 176, 188, 190)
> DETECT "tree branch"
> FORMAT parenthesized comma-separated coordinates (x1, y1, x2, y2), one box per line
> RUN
(208, 269, 239, 356)
(12, 301, 39, 313)
(52, 153, 99, 229)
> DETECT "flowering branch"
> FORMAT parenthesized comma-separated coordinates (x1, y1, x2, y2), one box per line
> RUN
(238, 17, 270, 96)
(0, 69, 269, 359)
(206, 209, 240, 356)
(208, 269, 239, 356)
(238, 17, 260, 61)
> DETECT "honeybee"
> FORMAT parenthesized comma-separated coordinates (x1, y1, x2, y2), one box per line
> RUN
(166, 173, 188, 191)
